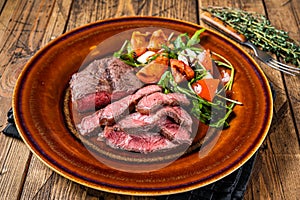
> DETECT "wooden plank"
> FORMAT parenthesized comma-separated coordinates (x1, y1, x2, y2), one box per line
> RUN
(19, 155, 54, 200)
(0, 0, 8, 14)
(0, 0, 31, 100)
(66, 0, 198, 29)
(135, 0, 198, 22)
(261, 1, 300, 199)
(0, 0, 74, 199)
(42, 0, 75, 45)
(264, 0, 300, 154)
(276, 154, 300, 199)
(245, 152, 300, 200)
(0, 139, 31, 199)
(14, 1, 74, 199)
(266, 0, 300, 138)
(0, 0, 19, 51)
(289, 0, 300, 137)
(0, 1, 40, 199)
(0, 135, 15, 173)
(244, 149, 286, 199)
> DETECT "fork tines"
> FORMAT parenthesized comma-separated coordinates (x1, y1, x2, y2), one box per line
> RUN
(267, 59, 300, 76)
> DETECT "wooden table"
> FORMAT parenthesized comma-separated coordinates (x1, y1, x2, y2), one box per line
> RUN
(0, 0, 299, 199)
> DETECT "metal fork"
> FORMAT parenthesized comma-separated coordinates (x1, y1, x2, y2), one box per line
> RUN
(201, 12, 300, 76)
(242, 41, 299, 76)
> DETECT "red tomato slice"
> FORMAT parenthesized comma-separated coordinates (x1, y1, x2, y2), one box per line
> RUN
(134, 47, 147, 57)
(192, 79, 220, 101)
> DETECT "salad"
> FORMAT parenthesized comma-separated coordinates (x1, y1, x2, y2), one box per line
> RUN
(114, 29, 241, 128)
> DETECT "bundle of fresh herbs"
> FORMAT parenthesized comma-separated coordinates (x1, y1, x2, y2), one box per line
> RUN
(202, 7, 300, 67)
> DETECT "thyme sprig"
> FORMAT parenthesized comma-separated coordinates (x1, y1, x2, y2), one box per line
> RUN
(202, 7, 300, 67)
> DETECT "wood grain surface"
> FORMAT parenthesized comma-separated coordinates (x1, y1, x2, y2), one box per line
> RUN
(0, 0, 299, 199)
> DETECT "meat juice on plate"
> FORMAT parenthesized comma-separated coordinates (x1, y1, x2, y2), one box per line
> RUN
(65, 27, 240, 172)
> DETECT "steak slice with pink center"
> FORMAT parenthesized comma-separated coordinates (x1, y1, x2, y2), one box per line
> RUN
(117, 106, 192, 132)
(159, 120, 191, 144)
(136, 92, 190, 114)
(70, 58, 144, 112)
(101, 126, 176, 153)
(78, 85, 162, 135)
(116, 106, 193, 144)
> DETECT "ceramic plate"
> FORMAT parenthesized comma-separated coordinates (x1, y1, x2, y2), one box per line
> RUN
(13, 16, 273, 195)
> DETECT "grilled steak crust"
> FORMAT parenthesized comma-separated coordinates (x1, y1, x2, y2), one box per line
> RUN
(101, 126, 176, 153)
(136, 92, 190, 114)
(70, 58, 143, 112)
(70, 58, 112, 101)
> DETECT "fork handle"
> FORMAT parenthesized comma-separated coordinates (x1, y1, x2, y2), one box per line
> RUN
(201, 12, 247, 43)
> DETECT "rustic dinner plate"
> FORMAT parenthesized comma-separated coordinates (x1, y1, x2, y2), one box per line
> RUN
(13, 16, 273, 196)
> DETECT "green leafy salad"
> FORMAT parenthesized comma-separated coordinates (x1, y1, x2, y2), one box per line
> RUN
(114, 29, 242, 128)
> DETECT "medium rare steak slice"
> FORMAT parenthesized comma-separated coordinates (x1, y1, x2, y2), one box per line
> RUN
(78, 85, 162, 135)
(159, 120, 192, 144)
(134, 84, 162, 96)
(115, 112, 158, 133)
(100, 85, 163, 126)
(116, 112, 192, 144)
(74, 91, 111, 112)
(70, 58, 112, 101)
(157, 106, 192, 132)
(116, 106, 193, 136)
(78, 95, 134, 135)
(101, 126, 176, 153)
(136, 92, 190, 114)
(70, 58, 143, 112)
(108, 59, 144, 100)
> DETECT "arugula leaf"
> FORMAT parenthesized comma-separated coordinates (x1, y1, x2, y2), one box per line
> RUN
(158, 70, 235, 128)
(157, 71, 172, 94)
(187, 28, 205, 47)
(173, 33, 189, 49)
(161, 44, 178, 59)
(113, 40, 129, 58)
(113, 40, 144, 67)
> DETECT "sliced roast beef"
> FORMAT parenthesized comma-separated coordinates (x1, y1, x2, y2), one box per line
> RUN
(159, 120, 192, 144)
(70, 58, 112, 101)
(70, 57, 143, 112)
(108, 59, 144, 100)
(115, 112, 159, 133)
(116, 112, 192, 144)
(78, 95, 134, 135)
(170, 106, 193, 132)
(74, 91, 111, 112)
(76, 78, 194, 153)
(134, 84, 162, 96)
(101, 126, 176, 153)
(136, 92, 190, 114)
(157, 106, 192, 132)
(117, 106, 192, 131)
(78, 85, 163, 135)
